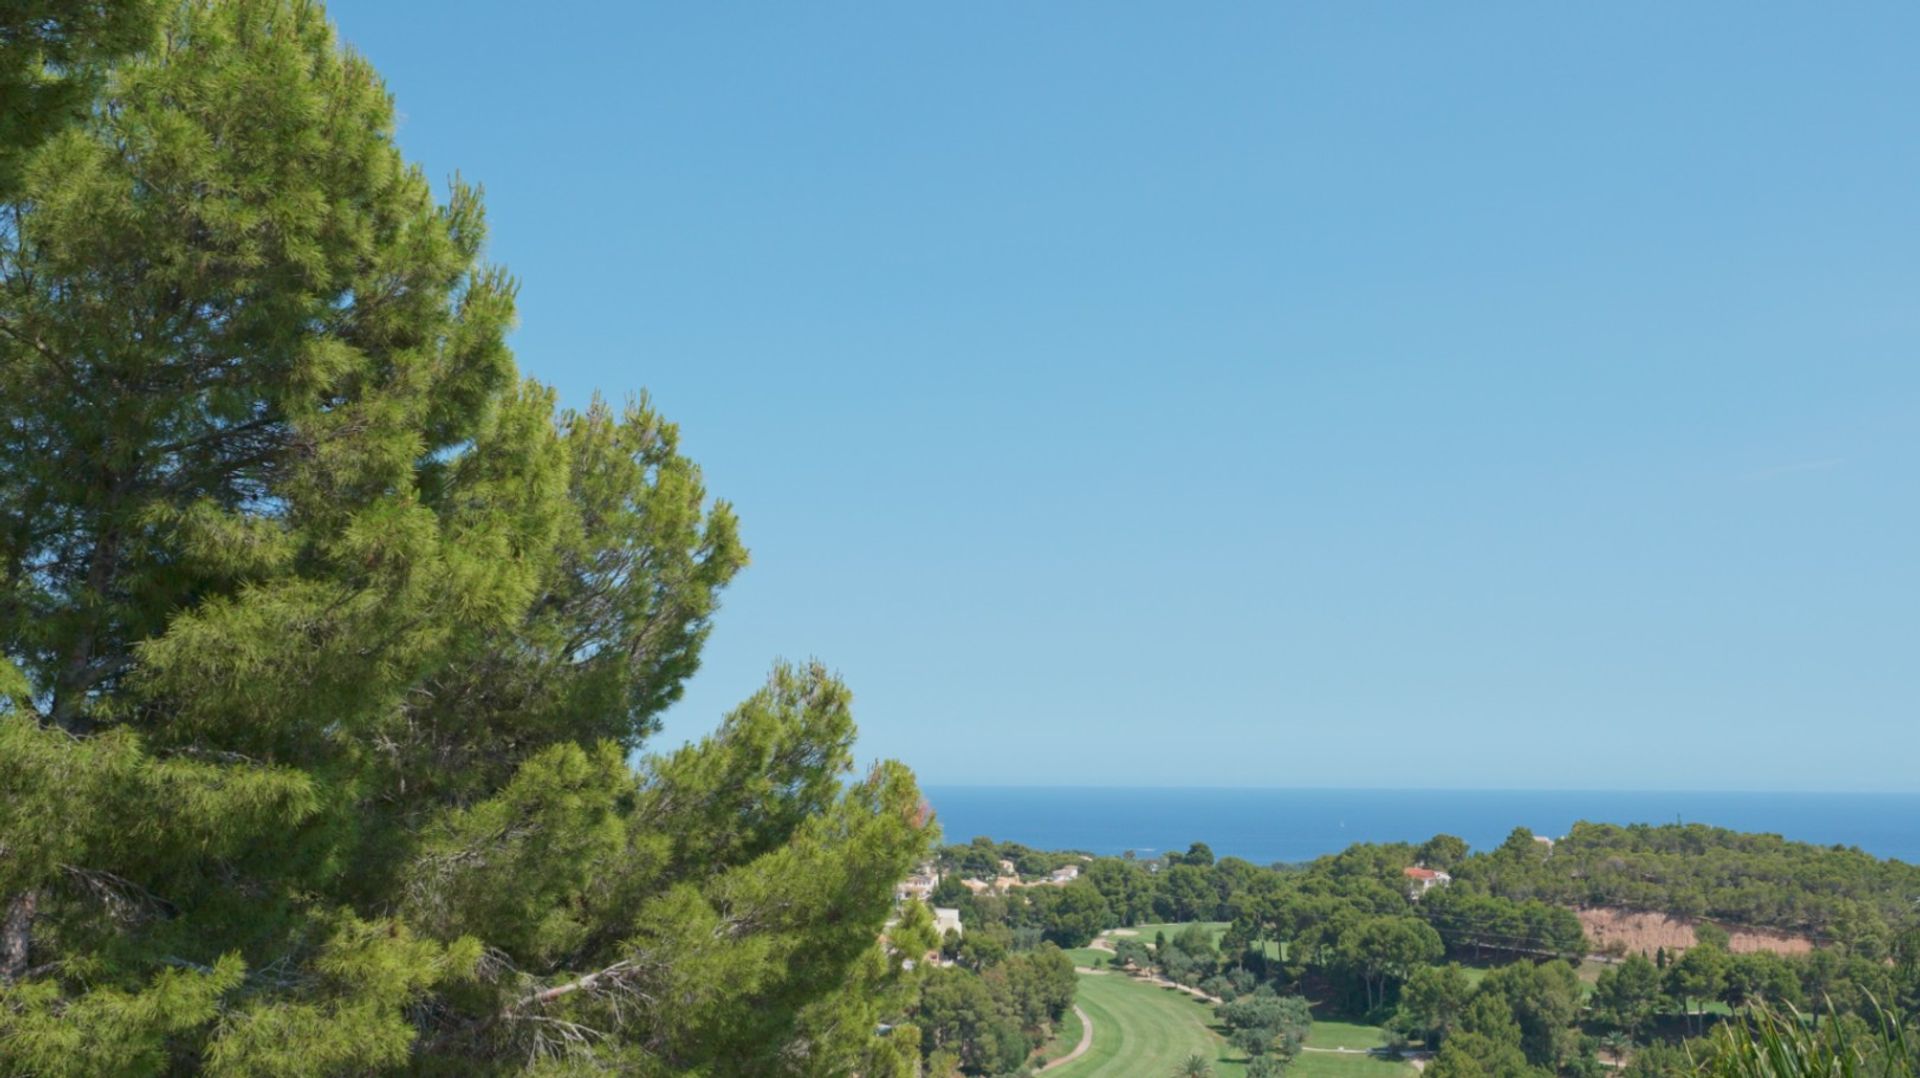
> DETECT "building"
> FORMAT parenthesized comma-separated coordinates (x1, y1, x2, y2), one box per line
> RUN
(1049, 864, 1081, 885)
(894, 863, 940, 903)
(1403, 866, 1452, 896)
(933, 907, 964, 938)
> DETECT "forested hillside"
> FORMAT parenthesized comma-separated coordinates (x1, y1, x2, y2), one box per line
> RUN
(1447, 824, 1920, 952)
(933, 831, 1920, 1076)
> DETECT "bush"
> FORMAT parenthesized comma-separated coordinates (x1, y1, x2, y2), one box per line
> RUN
(1702, 1003, 1915, 1078)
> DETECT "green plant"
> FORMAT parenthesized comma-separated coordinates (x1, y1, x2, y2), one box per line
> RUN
(1175, 1052, 1214, 1077)
(1701, 1001, 1915, 1077)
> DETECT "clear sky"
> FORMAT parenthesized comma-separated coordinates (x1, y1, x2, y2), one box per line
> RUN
(325, 2, 1919, 791)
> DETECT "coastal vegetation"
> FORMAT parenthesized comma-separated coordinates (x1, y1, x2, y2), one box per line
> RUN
(3, 4, 1917, 1078)
(1451, 823, 1920, 946)
(929, 829, 1919, 1076)
(0, 2, 930, 1073)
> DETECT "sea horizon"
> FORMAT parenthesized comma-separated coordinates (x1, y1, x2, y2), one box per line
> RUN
(921, 785, 1920, 866)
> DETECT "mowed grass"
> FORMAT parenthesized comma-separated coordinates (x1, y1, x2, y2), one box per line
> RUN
(1296, 1014, 1415, 1078)
(1067, 946, 1110, 968)
(1052, 969, 1418, 1078)
(1061, 923, 1414, 1076)
(1305, 1018, 1388, 1051)
(1049, 972, 1247, 1078)
(1115, 922, 1231, 948)
(1295, 1051, 1417, 1078)
(1036, 1003, 1085, 1065)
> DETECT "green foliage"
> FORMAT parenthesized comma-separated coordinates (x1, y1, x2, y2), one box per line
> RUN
(1419, 886, 1588, 960)
(1159, 863, 1227, 922)
(1032, 880, 1111, 949)
(1176, 1052, 1214, 1077)
(1475, 960, 1582, 1068)
(1216, 987, 1313, 1060)
(1452, 823, 1920, 942)
(1702, 1002, 1916, 1078)
(1112, 938, 1153, 969)
(0, 954, 242, 1077)
(1593, 954, 1664, 1038)
(1723, 952, 1805, 1013)
(1669, 944, 1733, 1035)
(1247, 1056, 1289, 1078)
(1427, 1029, 1541, 1078)
(0, 0, 160, 195)
(911, 945, 1074, 1075)
(0, 1, 924, 1072)
(1622, 1040, 1698, 1078)
(1338, 916, 1445, 1012)
(1400, 963, 1474, 1045)
(1419, 835, 1471, 872)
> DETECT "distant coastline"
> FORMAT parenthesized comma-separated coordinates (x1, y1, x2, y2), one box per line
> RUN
(921, 786, 1920, 864)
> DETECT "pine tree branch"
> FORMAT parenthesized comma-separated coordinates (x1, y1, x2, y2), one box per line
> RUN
(509, 959, 637, 1011)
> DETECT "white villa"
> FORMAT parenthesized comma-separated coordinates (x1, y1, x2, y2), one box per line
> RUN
(933, 907, 963, 938)
(1402, 866, 1453, 896)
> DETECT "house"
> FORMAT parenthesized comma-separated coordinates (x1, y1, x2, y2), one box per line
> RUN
(997, 858, 1018, 876)
(933, 907, 964, 938)
(894, 863, 940, 903)
(1048, 864, 1081, 885)
(1403, 866, 1452, 896)
(961, 878, 994, 895)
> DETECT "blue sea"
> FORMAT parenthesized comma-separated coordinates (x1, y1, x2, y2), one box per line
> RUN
(921, 787, 1920, 865)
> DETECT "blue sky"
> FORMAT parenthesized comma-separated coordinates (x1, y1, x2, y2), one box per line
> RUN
(327, 2, 1920, 791)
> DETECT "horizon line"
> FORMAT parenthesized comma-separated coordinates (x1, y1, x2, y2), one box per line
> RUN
(916, 783, 1920, 797)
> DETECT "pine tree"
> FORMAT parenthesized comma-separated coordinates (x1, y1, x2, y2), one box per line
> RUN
(0, 1, 160, 195)
(0, 2, 931, 1073)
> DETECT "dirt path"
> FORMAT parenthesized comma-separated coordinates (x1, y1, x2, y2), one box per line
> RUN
(1038, 1006, 1095, 1072)
(1108, 969, 1222, 1003)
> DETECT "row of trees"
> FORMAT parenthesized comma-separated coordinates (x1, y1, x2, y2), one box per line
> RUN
(930, 875, 1114, 952)
(1592, 943, 1920, 1040)
(912, 943, 1077, 1076)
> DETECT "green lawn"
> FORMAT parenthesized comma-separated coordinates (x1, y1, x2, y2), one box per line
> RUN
(1051, 969, 1418, 1078)
(1113, 922, 1231, 948)
(1295, 1051, 1417, 1078)
(1060, 922, 1418, 1076)
(1305, 1018, 1388, 1051)
(1456, 959, 1601, 998)
(1067, 946, 1110, 968)
(1048, 971, 1246, 1078)
(1036, 1003, 1086, 1065)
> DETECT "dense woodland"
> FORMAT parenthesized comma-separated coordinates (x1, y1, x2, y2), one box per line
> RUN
(927, 828, 1920, 1076)
(1455, 823, 1920, 943)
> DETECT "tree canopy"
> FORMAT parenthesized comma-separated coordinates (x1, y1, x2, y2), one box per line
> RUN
(0, 2, 929, 1073)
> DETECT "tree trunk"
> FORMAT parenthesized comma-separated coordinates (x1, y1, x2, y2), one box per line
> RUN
(1, 889, 37, 982)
